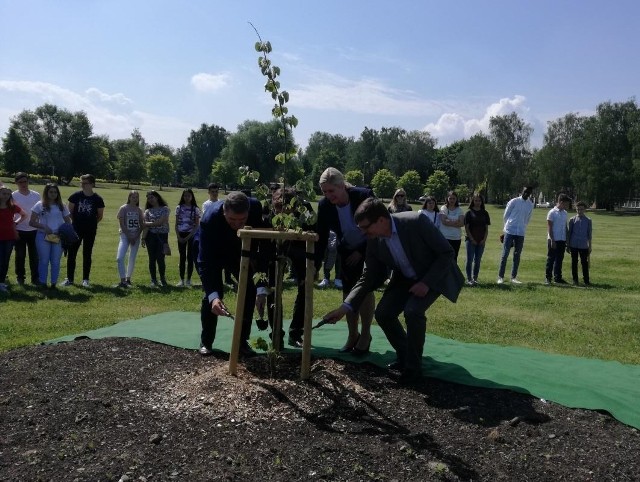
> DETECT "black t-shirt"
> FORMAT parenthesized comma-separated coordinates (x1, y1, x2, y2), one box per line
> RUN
(68, 191, 105, 230)
(464, 208, 491, 242)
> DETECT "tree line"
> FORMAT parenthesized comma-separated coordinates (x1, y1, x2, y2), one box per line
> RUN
(2, 99, 639, 208)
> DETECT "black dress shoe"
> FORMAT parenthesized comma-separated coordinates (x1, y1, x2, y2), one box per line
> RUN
(239, 342, 257, 358)
(199, 345, 214, 356)
(288, 336, 303, 348)
(398, 370, 423, 386)
(387, 361, 403, 371)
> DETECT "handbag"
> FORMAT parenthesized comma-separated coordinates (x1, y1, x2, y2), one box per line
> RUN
(163, 243, 172, 256)
(45, 233, 60, 244)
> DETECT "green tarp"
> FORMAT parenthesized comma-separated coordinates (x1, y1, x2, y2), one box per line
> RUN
(49, 311, 640, 429)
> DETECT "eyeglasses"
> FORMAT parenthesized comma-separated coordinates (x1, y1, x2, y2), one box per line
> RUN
(357, 222, 372, 231)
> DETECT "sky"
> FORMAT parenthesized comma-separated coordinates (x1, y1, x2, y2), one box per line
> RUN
(1, 0, 639, 151)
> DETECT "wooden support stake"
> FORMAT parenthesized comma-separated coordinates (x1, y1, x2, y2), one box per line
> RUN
(300, 239, 315, 379)
(229, 236, 252, 376)
(272, 256, 285, 351)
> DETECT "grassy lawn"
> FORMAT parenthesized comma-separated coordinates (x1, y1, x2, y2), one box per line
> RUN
(1, 180, 639, 365)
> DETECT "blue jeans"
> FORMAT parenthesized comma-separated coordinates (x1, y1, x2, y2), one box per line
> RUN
(35, 232, 63, 285)
(545, 240, 566, 281)
(465, 240, 486, 281)
(498, 234, 525, 279)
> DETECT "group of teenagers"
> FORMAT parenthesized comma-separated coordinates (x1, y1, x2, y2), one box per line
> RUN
(0, 172, 218, 292)
(389, 185, 593, 287)
(1, 173, 105, 292)
(1, 168, 592, 384)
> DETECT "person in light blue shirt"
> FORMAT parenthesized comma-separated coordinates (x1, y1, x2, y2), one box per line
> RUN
(497, 186, 534, 284)
(567, 200, 592, 286)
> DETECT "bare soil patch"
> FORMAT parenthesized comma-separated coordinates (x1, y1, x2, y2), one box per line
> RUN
(1, 338, 638, 481)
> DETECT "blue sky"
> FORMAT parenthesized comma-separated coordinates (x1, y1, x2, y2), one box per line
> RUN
(1, 0, 638, 150)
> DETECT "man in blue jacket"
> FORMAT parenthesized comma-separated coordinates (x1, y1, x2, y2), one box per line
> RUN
(197, 191, 268, 357)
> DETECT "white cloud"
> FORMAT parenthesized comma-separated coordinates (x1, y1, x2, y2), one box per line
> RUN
(0, 80, 94, 111)
(0, 79, 191, 147)
(289, 71, 444, 116)
(423, 95, 532, 146)
(85, 87, 132, 105)
(190, 73, 230, 92)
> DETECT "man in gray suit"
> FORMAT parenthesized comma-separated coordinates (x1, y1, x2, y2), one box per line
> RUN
(324, 198, 464, 384)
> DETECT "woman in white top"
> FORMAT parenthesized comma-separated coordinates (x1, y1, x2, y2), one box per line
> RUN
(29, 184, 72, 288)
(418, 195, 441, 228)
(115, 191, 144, 287)
(439, 191, 465, 260)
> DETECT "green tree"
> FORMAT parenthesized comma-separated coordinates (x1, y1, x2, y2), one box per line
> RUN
(301, 131, 349, 182)
(534, 113, 585, 200)
(424, 170, 450, 203)
(433, 141, 464, 186)
(9, 104, 95, 183)
(455, 133, 500, 199)
(454, 184, 472, 204)
(210, 160, 237, 186)
(217, 120, 296, 187)
(176, 146, 197, 186)
(147, 154, 174, 188)
(2, 127, 32, 174)
(572, 100, 639, 209)
(489, 112, 534, 203)
(116, 147, 147, 187)
(371, 168, 396, 198)
(397, 170, 422, 200)
(344, 169, 364, 186)
(187, 123, 229, 186)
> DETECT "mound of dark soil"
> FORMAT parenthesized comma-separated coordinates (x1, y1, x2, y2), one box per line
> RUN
(1, 338, 638, 481)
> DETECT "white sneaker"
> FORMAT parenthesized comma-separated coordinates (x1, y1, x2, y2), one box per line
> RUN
(60, 279, 73, 287)
(511, 278, 523, 284)
(185, 279, 192, 287)
(82, 279, 90, 288)
(318, 278, 329, 288)
(544, 278, 551, 286)
(176, 280, 185, 287)
(466, 280, 474, 286)
(497, 277, 504, 284)
(333, 279, 343, 289)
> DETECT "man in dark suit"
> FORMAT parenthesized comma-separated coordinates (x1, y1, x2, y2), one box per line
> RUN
(324, 198, 464, 384)
(197, 191, 268, 357)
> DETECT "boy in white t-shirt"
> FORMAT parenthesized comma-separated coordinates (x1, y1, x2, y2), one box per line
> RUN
(545, 193, 572, 285)
(12, 172, 41, 285)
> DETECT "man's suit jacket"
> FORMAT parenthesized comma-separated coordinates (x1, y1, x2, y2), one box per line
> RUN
(345, 211, 464, 311)
(198, 198, 266, 299)
(315, 186, 374, 270)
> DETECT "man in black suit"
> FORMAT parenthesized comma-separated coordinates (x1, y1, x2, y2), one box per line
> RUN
(197, 191, 267, 357)
(324, 198, 464, 384)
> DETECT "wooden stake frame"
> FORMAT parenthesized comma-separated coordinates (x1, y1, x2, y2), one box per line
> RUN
(228, 227, 319, 379)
